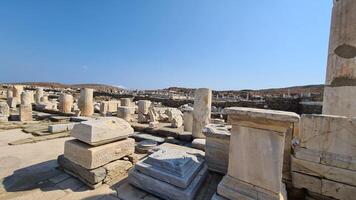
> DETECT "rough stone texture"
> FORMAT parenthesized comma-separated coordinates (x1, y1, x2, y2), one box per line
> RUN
(20, 91, 32, 106)
(70, 117, 134, 146)
(59, 93, 73, 113)
(217, 175, 286, 200)
(117, 106, 134, 122)
(192, 138, 205, 151)
(135, 140, 158, 154)
(7, 89, 13, 98)
(165, 108, 184, 128)
(121, 98, 132, 107)
(134, 143, 205, 188)
(292, 172, 321, 194)
(64, 138, 135, 169)
(78, 88, 94, 117)
(183, 109, 194, 132)
(19, 105, 32, 121)
(129, 164, 208, 200)
(102, 159, 132, 183)
(12, 85, 24, 104)
(35, 87, 43, 104)
(138, 100, 151, 115)
(203, 124, 231, 174)
(48, 123, 77, 133)
(291, 156, 356, 187)
(100, 100, 120, 115)
(299, 114, 356, 170)
(321, 179, 356, 200)
(6, 97, 17, 108)
(0, 102, 10, 117)
(192, 88, 212, 138)
(323, 0, 356, 117)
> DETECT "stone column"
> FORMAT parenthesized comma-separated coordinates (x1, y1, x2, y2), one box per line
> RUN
(59, 93, 73, 113)
(0, 102, 10, 122)
(121, 98, 132, 107)
(21, 91, 32, 106)
(35, 87, 44, 104)
(216, 107, 299, 200)
(323, 0, 356, 117)
(192, 88, 212, 138)
(138, 100, 151, 123)
(183, 107, 194, 132)
(117, 106, 134, 122)
(78, 88, 94, 117)
(7, 90, 13, 99)
(13, 85, 24, 104)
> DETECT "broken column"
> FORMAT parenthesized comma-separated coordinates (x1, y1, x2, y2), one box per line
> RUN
(59, 117, 135, 188)
(19, 91, 33, 121)
(12, 85, 23, 105)
(192, 88, 212, 138)
(117, 106, 134, 122)
(183, 106, 194, 132)
(6, 90, 16, 108)
(121, 98, 132, 107)
(35, 87, 43, 104)
(21, 91, 32, 106)
(323, 0, 356, 117)
(59, 93, 73, 113)
(0, 102, 10, 122)
(78, 88, 94, 117)
(100, 100, 120, 116)
(128, 143, 208, 200)
(215, 107, 299, 200)
(137, 100, 151, 123)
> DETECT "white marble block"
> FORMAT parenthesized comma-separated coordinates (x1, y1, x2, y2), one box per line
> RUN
(192, 88, 212, 138)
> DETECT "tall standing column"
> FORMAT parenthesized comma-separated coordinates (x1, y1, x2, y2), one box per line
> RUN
(59, 93, 73, 113)
(78, 88, 94, 117)
(323, 0, 356, 117)
(13, 85, 24, 104)
(192, 88, 212, 138)
(35, 87, 44, 104)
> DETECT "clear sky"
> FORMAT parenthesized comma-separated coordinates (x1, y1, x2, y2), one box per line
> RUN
(0, 0, 333, 90)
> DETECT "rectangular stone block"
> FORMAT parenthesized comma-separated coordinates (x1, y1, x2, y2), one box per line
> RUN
(322, 179, 356, 200)
(70, 117, 134, 146)
(205, 135, 230, 174)
(291, 172, 321, 194)
(19, 105, 32, 121)
(294, 147, 321, 163)
(300, 114, 356, 159)
(291, 156, 356, 187)
(323, 86, 356, 118)
(48, 123, 77, 133)
(228, 126, 285, 193)
(64, 138, 135, 169)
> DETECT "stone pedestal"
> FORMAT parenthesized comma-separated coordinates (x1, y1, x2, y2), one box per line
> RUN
(19, 105, 32, 121)
(59, 94, 73, 113)
(35, 87, 43, 104)
(203, 123, 231, 174)
(121, 98, 132, 107)
(323, 0, 356, 117)
(192, 88, 212, 138)
(117, 106, 134, 122)
(216, 107, 299, 200)
(78, 88, 94, 117)
(128, 143, 208, 200)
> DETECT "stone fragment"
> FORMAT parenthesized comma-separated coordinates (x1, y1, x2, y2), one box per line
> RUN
(70, 117, 134, 146)
(59, 93, 73, 113)
(35, 87, 43, 104)
(19, 105, 32, 121)
(322, 179, 356, 200)
(103, 159, 132, 183)
(183, 108, 194, 132)
(165, 108, 183, 128)
(78, 88, 94, 117)
(149, 121, 159, 128)
(21, 91, 32, 105)
(7, 97, 17, 108)
(0, 102, 10, 117)
(292, 172, 321, 194)
(117, 106, 134, 122)
(127, 154, 139, 164)
(120, 98, 132, 107)
(7, 89, 13, 98)
(100, 100, 120, 116)
(64, 138, 135, 169)
(135, 140, 158, 154)
(192, 138, 205, 151)
(192, 88, 212, 138)
(12, 85, 24, 104)
(48, 123, 77, 133)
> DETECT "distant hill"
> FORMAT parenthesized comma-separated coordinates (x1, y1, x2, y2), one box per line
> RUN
(6, 82, 124, 91)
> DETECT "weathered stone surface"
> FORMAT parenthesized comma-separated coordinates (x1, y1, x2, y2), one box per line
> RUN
(217, 175, 286, 200)
(0, 102, 10, 118)
(117, 106, 134, 122)
(292, 172, 321, 194)
(183, 109, 193, 132)
(19, 105, 32, 121)
(20, 91, 32, 105)
(59, 93, 73, 113)
(165, 108, 183, 128)
(58, 155, 106, 185)
(78, 88, 94, 117)
(7, 97, 17, 108)
(228, 126, 285, 193)
(134, 143, 205, 188)
(322, 179, 356, 200)
(64, 138, 135, 169)
(300, 114, 356, 163)
(6, 89, 13, 98)
(131, 132, 165, 144)
(48, 123, 77, 133)
(120, 98, 132, 107)
(204, 124, 230, 174)
(100, 100, 120, 115)
(129, 164, 208, 200)
(291, 156, 356, 187)
(192, 138, 205, 151)
(12, 85, 23, 104)
(70, 117, 134, 145)
(35, 87, 43, 104)
(103, 159, 132, 183)
(135, 140, 158, 154)
(211, 193, 229, 200)
(192, 88, 212, 138)
(138, 100, 151, 115)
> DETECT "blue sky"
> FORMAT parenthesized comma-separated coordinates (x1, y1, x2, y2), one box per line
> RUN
(0, 0, 332, 90)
